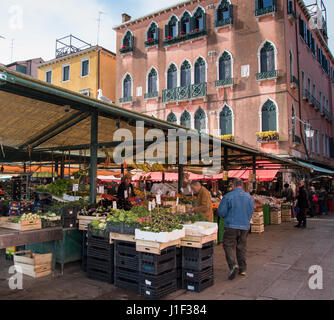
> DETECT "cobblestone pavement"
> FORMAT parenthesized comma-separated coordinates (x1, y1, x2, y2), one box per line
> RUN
(1, 214, 333, 300)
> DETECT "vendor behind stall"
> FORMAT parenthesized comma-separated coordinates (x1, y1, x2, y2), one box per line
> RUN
(190, 181, 213, 222)
(117, 173, 135, 210)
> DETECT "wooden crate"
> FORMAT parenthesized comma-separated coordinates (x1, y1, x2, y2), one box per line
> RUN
(281, 209, 292, 222)
(77, 215, 105, 231)
(136, 238, 180, 255)
(251, 224, 264, 234)
(251, 215, 264, 225)
(270, 211, 282, 225)
(13, 250, 52, 278)
(180, 232, 217, 248)
(0, 217, 42, 231)
(110, 232, 135, 243)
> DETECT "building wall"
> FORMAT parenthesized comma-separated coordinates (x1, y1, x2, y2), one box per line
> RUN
(38, 48, 116, 100)
(115, 0, 334, 165)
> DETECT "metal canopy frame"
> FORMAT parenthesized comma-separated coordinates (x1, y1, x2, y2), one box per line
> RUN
(0, 67, 310, 202)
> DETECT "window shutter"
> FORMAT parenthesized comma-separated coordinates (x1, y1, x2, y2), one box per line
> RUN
(190, 16, 195, 31)
(165, 24, 169, 38)
(267, 50, 275, 72)
(202, 13, 207, 31)
(229, 4, 233, 20)
(261, 51, 267, 73)
(173, 71, 177, 89)
(178, 21, 181, 35)
(225, 60, 231, 79)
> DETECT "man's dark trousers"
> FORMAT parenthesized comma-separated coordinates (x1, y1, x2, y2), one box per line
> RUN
(297, 207, 307, 226)
(223, 227, 248, 272)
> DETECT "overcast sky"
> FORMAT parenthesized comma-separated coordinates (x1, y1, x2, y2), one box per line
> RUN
(0, 0, 333, 65)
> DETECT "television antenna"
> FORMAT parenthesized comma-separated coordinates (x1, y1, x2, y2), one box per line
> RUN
(97, 11, 106, 46)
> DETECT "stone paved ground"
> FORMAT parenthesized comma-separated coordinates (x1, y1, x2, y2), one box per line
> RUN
(1, 214, 333, 300)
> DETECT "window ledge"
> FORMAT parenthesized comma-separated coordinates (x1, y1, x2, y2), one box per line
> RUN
(256, 71, 278, 82)
(163, 30, 207, 49)
(215, 78, 234, 88)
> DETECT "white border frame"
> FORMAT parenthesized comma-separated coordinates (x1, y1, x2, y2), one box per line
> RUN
(146, 67, 159, 95)
(217, 103, 234, 136)
(61, 63, 70, 83)
(165, 62, 179, 89)
(257, 40, 278, 74)
(180, 59, 193, 86)
(45, 68, 52, 84)
(121, 72, 133, 99)
(194, 107, 208, 133)
(216, 50, 234, 81)
(193, 55, 208, 84)
(80, 57, 90, 78)
(258, 98, 279, 132)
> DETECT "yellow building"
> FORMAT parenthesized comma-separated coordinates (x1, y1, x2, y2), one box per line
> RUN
(38, 45, 116, 101)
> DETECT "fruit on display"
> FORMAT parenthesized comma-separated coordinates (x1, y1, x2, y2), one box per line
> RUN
(90, 218, 107, 230)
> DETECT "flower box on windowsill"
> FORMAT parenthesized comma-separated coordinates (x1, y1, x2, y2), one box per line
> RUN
(221, 135, 235, 142)
(256, 131, 279, 142)
(215, 78, 234, 88)
(145, 38, 159, 48)
(256, 70, 278, 82)
(163, 29, 207, 47)
(119, 46, 133, 55)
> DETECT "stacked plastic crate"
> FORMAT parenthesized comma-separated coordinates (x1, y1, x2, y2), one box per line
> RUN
(176, 247, 182, 289)
(114, 241, 141, 293)
(139, 246, 177, 299)
(61, 207, 78, 228)
(182, 241, 214, 292)
(81, 231, 88, 272)
(87, 229, 114, 284)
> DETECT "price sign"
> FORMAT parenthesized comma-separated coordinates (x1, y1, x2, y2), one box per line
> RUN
(72, 184, 79, 192)
(170, 191, 176, 197)
(176, 197, 179, 206)
(98, 186, 104, 194)
(152, 199, 156, 209)
(113, 201, 117, 210)
(148, 201, 152, 212)
(156, 194, 161, 205)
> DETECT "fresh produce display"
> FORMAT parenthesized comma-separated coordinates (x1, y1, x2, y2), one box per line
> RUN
(107, 209, 144, 226)
(35, 179, 74, 197)
(41, 212, 61, 221)
(139, 209, 184, 233)
(130, 163, 166, 172)
(90, 218, 107, 230)
(178, 197, 197, 205)
(10, 213, 40, 223)
(176, 213, 208, 224)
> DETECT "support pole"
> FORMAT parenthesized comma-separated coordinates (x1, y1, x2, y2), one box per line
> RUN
(178, 164, 184, 194)
(60, 153, 64, 179)
(252, 156, 257, 193)
(90, 111, 98, 204)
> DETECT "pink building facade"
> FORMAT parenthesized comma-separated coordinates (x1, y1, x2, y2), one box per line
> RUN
(114, 0, 334, 169)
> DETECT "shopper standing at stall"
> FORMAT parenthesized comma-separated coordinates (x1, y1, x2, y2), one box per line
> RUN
(217, 179, 255, 280)
(117, 173, 135, 210)
(318, 187, 328, 215)
(190, 181, 213, 222)
(296, 181, 309, 228)
(309, 186, 318, 218)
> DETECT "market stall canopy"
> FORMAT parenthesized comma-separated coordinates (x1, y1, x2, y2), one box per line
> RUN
(0, 67, 309, 171)
(297, 161, 334, 175)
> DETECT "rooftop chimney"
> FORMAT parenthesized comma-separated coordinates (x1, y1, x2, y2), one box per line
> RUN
(122, 13, 131, 23)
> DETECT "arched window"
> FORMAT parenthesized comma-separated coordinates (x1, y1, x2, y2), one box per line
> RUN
(193, 7, 206, 31)
(121, 31, 133, 50)
(261, 100, 277, 132)
(220, 105, 233, 135)
(147, 68, 158, 94)
(167, 64, 177, 89)
(147, 22, 158, 41)
(194, 57, 206, 84)
(260, 41, 275, 73)
(167, 112, 177, 123)
(180, 12, 191, 35)
(165, 16, 178, 38)
(219, 51, 232, 80)
(180, 110, 191, 128)
(123, 74, 132, 98)
(195, 108, 206, 132)
(215, 0, 233, 27)
(181, 61, 191, 87)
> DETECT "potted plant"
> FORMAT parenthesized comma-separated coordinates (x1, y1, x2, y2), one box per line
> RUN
(221, 134, 235, 142)
(256, 131, 279, 142)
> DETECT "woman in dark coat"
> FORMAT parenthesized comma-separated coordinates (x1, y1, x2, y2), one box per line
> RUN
(296, 181, 309, 228)
(117, 173, 135, 210)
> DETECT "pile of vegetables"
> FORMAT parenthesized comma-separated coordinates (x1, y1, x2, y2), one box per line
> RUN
(90, 218, 107, 230)
(10, 213, 40, 223)
(107, 209, 141, 226)
(35, 179, 74, 197)
(178, 197, 196, 205)
(40, 212, 61, 221)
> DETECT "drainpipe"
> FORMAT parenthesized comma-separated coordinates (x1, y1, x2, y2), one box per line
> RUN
(97, 49, 101, 95)
(294, 0, 309, 160)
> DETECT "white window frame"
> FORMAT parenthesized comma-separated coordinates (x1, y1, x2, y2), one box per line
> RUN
(80, 57, 90, 78)
(216, 50, 234, 81)
(146, 67, 159, 95)
(257, 40, 278, 74)
(258, 98, 279, 132)
(217, 103, 235, 136)
(122, 73, 133, 99)
(193, 55, 208, 85)
(79, 88, 90, 96)
(62, 63, 70, 83)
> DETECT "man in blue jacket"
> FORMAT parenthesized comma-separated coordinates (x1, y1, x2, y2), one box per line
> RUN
(218, 179, 255, 280)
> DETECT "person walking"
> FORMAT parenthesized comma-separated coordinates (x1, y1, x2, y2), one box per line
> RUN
(318, 187, 328, 215)
(309, 186, 318, 218)
(190, 181, 213, 222)
(217, 179, 255, 280)
(282, 183, 295, 218)
(295, 181, 309, 228)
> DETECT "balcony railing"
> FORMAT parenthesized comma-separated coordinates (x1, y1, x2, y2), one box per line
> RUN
(215, 17, 233, 28)
(325, 110, 333, 122)
(256, 70, 278, 81)
(145, 39, 159, 47)
(163, 29, 207, 46)
(162, 83, 207, 103)
(302, 89, 311, 101)
(255, 5, 276, 17)
(293, 135, 301, 145)
(215, 78, 233, 88)
(290, 75, 299, 88)
(119, 96, 132, 103)
(144, 91, 159, 99)
(312, 97, 320, 110)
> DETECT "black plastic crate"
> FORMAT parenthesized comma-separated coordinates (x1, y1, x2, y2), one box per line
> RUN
(182, 266, 213, 282)
(141, 280, 177, 299)
(88, 225, 109, 240)
(87, 256, 114, 273)
(114, 241, 139, 270)
(42, 219, 62, 228)
(82, 255, 87, 272)
(177, 277, 182, 290)
(183, 277, 214, 293)
(139, 247, 176, 275)
(62, 216, 77, 228)
(87, 245, 114, 261)
(87, 267, 114, 284)
(88, 236, 111, 249)
(140, 268, 177, 288)
(182, 254, 213, 272)
(61, 206, 79, 218)
(176, 248, 182, 268)
(182, 241, 214, 259)
(115, 266, 140, 281)
(114, 274, 140, 293)
(106, 222, 139, 235)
